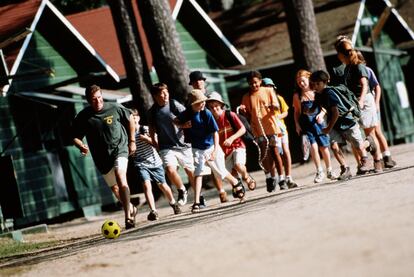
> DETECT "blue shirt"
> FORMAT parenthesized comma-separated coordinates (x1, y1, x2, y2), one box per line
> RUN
(177, 108, 218, 150)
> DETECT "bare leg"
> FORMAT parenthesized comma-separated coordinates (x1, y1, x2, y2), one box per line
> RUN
(165, 166, 186, 191)
(310, 142, 322, 171)
(142, 180, 156, 211)
(114, 168, 133, 225)
(281, 142, 292, 177)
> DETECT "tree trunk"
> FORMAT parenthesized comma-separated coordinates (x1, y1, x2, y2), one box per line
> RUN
(137, 0, 190, 102)
(282, 0, 326, 72)
(107, 0, 152, 119)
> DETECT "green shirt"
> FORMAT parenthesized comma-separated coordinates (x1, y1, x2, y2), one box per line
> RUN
(72, 102, 131, 174)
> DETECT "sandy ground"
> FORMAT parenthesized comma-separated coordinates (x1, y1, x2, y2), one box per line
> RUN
(1, 143, 414, 277)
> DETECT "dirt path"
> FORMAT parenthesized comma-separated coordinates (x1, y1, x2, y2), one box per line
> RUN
(1, 144, 414, 277)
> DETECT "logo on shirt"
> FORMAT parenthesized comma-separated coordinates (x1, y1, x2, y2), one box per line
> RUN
(104, 115, 113, 125)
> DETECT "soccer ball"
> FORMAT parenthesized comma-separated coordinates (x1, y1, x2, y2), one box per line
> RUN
(101, 220, 121, 239)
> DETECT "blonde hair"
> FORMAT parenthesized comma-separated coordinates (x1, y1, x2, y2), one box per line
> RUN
(296, 69, 311, 80)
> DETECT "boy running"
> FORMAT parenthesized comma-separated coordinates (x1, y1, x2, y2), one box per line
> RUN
(239, 71, 287, 192)
(148, 83, 194, 206)
(206, 91, 257, 197)
(310, 70, 371, 179)
(131, 109, 181, 220)
(176, 89, 246, 213)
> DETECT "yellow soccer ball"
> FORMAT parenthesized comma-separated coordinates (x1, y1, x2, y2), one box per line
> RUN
(101, 220, 121, 239)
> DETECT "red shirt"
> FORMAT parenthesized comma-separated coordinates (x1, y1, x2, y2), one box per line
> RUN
(215, 111, 245, 157)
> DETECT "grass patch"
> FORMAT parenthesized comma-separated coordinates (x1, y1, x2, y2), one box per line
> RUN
(0, 238, 59, 259)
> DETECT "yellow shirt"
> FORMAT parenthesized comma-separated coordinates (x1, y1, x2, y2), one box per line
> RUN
(274, 95, 289, 133)
(241, 87, 281, 137)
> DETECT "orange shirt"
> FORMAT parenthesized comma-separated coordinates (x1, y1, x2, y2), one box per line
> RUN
(241, 87, 281, 137)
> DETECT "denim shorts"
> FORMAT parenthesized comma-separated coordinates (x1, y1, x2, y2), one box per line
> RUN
(134, 166, 166, 185)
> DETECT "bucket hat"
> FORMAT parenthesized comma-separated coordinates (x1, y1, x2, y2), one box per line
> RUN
(189, 89, 207, 105)
(206, 91, 225, 106)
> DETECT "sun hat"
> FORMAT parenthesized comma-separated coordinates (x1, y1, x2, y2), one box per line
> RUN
(189, 71, 206, 85)
(206, 91, 225, 106)
(189, 89, 207, 105)
(262, 77, 277, 89)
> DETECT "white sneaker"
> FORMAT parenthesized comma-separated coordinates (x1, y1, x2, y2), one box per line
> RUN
(177, 189, 188, 206)
(327, 171, 338, 180)
(314, 171, 325, 183)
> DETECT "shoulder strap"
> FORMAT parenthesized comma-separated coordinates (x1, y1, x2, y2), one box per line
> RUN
(225, 110, 237, 132)
(169, 99, 179, 115)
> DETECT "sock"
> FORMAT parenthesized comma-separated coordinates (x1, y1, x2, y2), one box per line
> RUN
(265, 173, 271, 178)
(383, 150, 391, 157)
(180, 186, 187, 192)
(279, 175, 285, 181)
(169, 200, 176, 205)
(317, 166, 323, 173)
(327, 166, 332, 172)
(286, 175, 292, 181)
(220, 188, 225, 193)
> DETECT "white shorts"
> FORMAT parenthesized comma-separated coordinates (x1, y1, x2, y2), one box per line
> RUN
(359, 93, 379, 129)
(225, 148, 246, 172)
(102, 157, 129, 187)
(330, 124, 364, 149)
(193, 146, 229, 180)
(281, 132, 289, 145)
(159, 148, 195, 171)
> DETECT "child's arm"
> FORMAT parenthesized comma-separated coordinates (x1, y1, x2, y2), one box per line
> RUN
(292, 93, 302, 135)
(149, 126, 160, 150)
(323, 106, 339, 134)
(209, 131, 219, 161)
(223, 124, 246, 147)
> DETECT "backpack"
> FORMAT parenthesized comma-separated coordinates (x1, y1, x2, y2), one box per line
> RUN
(225, 110, 255, 144)
(328, 84, 361, 119)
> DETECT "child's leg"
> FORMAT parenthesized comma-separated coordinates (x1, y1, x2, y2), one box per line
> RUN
(143, 180, 156, 211)
(281, 141, 292, 178)
(310, 142, 322, 172)
(194, 176, 202, 204)
(319, 146, 332, 171)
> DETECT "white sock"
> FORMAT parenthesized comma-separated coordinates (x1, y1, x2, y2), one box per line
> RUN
(286, 175, 292, 181)
(279, 175, 285, 181)
(327, 167, 332, 172)
(383, 151, 391, 157)
(169, 200, 176, 205)
(265, 173, 271, 178)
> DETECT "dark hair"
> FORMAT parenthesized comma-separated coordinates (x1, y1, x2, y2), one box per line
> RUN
(246, 70, 262, 82)
(310, 70, 330, 83)
(131, 108, 139, 116)
(151, 82, 168, 95)
(85, 85, 101, 102)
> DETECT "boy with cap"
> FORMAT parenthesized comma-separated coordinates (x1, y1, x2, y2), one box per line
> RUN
(206, 92, 257, 195)
(262, 77, 298, 188)
(175, 89, 246, 213)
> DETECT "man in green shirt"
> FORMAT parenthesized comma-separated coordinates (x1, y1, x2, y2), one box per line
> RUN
(72, 85, 137, 229)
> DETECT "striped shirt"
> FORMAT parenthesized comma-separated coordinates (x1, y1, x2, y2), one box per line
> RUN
(131, 125, 162, 168)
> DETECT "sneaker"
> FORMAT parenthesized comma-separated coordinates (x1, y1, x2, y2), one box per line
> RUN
(383, 156, 396, 168)
(338, 166, 352, 181)
(199, 195, 207, 208)
(365, 135, 377, 156)
(374, 159, 383, 173)
(170, 203, 181, 215)
(286, 179, 298, 189)
(266, 177, 276, 192)
(219, 191, 228, 203)
(327, 170, 338, 180)
(314, 171, 325, 183)
(147, 210, 159, 221)
(279, 179, 288, 190)
(177, 188, 188, 206)
(359, 156, 372, 173)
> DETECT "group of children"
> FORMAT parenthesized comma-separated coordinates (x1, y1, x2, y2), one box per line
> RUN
(130, 35, 397, 220)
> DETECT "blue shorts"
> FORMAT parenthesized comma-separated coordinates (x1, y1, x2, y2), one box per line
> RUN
(134, 166, 166, 185)
(305, 130, 330, 147)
